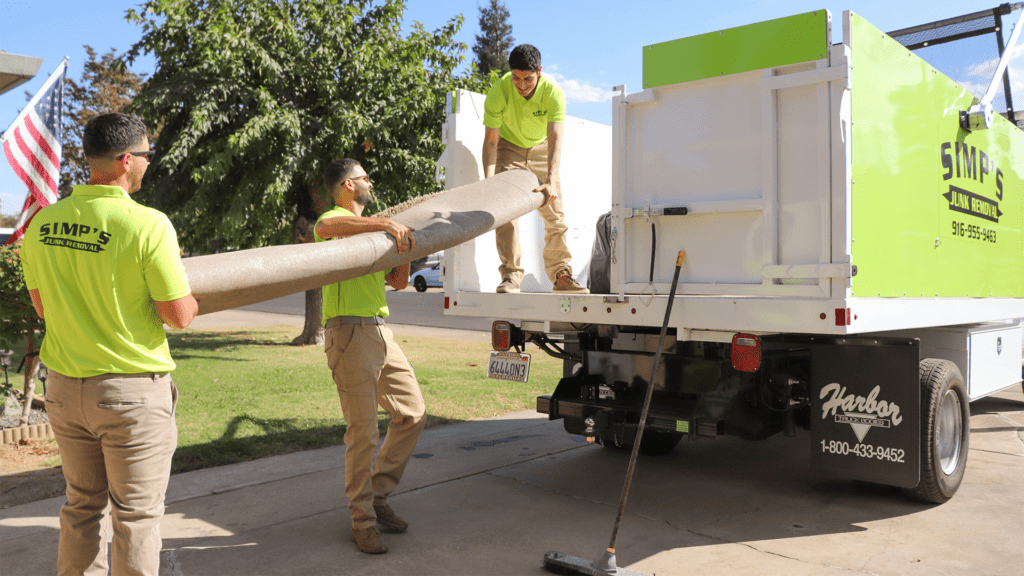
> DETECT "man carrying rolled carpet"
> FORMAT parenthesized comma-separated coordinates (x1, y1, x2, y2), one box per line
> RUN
(315, 157, 426, 555)
(22, 112, 198, 575)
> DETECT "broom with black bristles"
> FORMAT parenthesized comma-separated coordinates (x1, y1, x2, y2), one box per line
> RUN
(542, 250, 685, 576)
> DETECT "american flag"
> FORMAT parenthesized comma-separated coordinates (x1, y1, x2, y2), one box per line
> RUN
(3, 60, 67, 245)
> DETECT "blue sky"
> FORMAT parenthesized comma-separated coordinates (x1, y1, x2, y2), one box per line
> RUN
(1, 0, 1017, 216)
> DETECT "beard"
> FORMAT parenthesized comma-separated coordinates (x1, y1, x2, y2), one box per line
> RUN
(354, 185, 373, 208)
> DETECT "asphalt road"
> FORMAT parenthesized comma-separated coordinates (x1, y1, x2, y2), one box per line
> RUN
(237, 287, 496, 333)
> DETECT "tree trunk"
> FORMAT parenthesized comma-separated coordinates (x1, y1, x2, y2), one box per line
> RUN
(290, 287, 324, 346)
(291, 214, 325, 347)
(19, 332, 40, 427)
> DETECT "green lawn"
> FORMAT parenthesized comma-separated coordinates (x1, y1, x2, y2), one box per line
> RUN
(165, 327, 561, 472)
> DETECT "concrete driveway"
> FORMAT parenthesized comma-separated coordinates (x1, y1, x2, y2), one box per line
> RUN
(3, 386, 1021, 576)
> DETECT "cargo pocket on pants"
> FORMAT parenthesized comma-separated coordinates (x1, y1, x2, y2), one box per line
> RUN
(325, 325, 356, 375)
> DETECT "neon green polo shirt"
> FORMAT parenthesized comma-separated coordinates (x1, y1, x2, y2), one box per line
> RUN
(21, 185, 191, 377)
(483, 72, 566, 149)
(315, 206, 389, 325)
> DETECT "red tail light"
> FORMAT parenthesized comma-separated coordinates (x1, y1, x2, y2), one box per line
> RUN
(834, 308, 851, 326)
(492, 320, 512, 351)
(731, 333, 761, 372)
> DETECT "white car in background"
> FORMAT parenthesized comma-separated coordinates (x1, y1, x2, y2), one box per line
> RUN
(410, 262, 442, 292)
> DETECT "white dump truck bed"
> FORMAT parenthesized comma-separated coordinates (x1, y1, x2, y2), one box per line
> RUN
(438, 10, 1024, 338)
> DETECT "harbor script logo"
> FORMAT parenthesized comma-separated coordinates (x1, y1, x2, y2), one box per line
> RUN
(820, 383, 903, 442)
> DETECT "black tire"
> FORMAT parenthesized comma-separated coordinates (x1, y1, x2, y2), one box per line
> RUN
(595, 433, 630, 451)
(637, 430, 685, 455)
(596, 429, 683, 456)
(904, 359, 969, 504)
(413, 276, 427, 292)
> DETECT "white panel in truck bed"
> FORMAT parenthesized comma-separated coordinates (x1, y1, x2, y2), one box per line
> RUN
(613, 59, 834, 298)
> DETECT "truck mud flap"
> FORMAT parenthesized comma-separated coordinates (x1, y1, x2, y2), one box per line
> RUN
(806, 336, 921, 488)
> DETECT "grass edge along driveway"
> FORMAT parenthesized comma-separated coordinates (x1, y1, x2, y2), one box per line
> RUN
(164, 327, 561, 473)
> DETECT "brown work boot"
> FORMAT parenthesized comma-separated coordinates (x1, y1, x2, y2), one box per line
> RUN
(496, 277, 520, 293)
(553, 271, 589, 294)
(374, 502, 409, 532)
(350, 526, 388, 554)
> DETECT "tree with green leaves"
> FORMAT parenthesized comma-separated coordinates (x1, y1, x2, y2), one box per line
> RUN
(124, 0, 489, 344)
(60, 46, 145, 198)
(472, 0, 514, 77)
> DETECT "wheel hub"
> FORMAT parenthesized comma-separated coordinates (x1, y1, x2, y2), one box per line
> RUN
(936, 388, 963, 475)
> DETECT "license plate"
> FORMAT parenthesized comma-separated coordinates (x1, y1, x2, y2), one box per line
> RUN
(487, 350, 531, 383)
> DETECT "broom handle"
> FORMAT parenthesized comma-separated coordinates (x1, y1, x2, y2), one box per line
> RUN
(607, 251, 685, 554)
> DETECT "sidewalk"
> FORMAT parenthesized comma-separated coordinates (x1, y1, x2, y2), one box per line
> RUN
(2, 410, 583, 576)
(3, 391, 1022, 575)
(2, 311, 1022, 575)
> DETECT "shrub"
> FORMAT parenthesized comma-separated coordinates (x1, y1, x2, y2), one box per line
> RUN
(0, 240, 43, 400)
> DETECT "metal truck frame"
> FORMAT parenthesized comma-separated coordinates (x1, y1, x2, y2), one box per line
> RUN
(438, 8, 1024, 503)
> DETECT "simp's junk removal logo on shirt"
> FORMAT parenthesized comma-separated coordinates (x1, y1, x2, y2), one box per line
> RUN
(820, 383, 903, 442)
(39, 222, 111, 253)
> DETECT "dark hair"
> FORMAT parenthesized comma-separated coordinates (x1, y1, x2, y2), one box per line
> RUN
(324, 158, 362, 188)
(82, 113, 148, 159)
(509, 44, 541, 72)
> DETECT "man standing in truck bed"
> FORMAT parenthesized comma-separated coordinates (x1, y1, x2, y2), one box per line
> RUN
(482, 44, 589, 294)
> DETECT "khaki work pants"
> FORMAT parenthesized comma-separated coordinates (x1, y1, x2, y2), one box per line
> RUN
(46, 371, 178, 576)
(494, 137, 573, 284)
(324, 318, 426, 530)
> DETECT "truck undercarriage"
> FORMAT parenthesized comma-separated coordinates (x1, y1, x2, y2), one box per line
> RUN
(521, 324, 973, 503)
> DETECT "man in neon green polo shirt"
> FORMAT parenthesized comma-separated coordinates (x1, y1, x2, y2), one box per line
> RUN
(482, 43, 589, 294)
(315, 158, 425, 555)
(21, 112, 198, 575)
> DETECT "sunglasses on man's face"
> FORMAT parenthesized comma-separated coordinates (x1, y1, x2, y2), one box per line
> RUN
(116, 150, 156, 161)
(348, 174, 371, 183)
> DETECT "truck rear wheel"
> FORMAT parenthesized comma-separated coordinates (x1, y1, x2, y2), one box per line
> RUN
(597, 429, 684, 456)
(905, 359, 969, 504)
